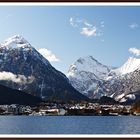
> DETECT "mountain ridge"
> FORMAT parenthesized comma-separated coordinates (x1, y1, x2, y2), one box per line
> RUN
(67, 55, 140, 102)
(0, 35, 89, 103)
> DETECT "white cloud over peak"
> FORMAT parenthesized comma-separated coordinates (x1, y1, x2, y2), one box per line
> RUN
(129, 23, 139, 29)
(69, 17, 81, 27)
(38, 48, 59, 62)
(84, 21, 92, 27)
(70, 16, 104, 38)
(129, 47, 140, 56)
(81, 27, 97, 37)
(69, 17, 76, 27)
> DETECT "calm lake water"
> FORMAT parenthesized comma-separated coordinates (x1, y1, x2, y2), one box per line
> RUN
(0, 116, 139, 134)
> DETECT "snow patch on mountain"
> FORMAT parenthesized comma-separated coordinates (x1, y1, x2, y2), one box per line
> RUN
(67, 56, 110, 79)
(0, 35, 31, 49)
(0, 35, 50, 66)
(111, 57, 140, 75)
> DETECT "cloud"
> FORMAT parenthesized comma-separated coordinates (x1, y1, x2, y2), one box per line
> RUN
(81, 27, 97, 37)
(70, 17, 103, 38)
(100, 21, 105, 28)
(101, 39, 105, 42)
(69, 17, 75, 27)
(129, 23, 139, 29)
(84, 21, 92, 27)
(0, 71, 34, 84)
(38, 48, 59, 62)
(129, 47, 140, 56)
(69, 17, 79, 27)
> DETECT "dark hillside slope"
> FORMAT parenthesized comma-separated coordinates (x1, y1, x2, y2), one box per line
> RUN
(0, 84, 42, 105)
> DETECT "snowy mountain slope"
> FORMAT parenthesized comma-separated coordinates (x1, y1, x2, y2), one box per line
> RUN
(68, 56, 140, 102)
(0, 35, 31, 49)
(95, 68, 140, 102)
(67, 56, 110, 79)
(0, 35, 50, 67)
(67, 56, 111, 98)
(0, 35, 88, 102)
(93, 57, 140, 102)
(110, 57, 140, 76)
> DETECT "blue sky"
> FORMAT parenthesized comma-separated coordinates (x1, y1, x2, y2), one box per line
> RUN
(0, 5, 140, 74)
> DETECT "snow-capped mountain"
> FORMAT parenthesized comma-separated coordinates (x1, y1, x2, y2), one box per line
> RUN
(0, 34, 31, 49)
(98, 57, 140, 102)
(67, 56, 111, 98)
(67, 56, 140, 103)
(0, 35, 88, 102)
(110, 57, 140, 76)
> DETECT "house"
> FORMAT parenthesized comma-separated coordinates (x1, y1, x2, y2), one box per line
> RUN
(8, 104, 19, 115)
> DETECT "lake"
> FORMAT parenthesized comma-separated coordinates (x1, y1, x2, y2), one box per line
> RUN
(0, 116, 139, 134)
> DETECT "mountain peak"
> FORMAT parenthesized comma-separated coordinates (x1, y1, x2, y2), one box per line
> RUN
(9, 34, 24, 39)
(127, 56, 139, 62)
(67, 55, 110, 80)
(111, 57, 140, 75)
(0, 35, 88, 102)
(0, 35, 31, 49)
(67, 56, 111, 98)
(69, 56, 110, 74)
(0, 35, 51, 67)
(77, 56, 98, 64)
(86, 55, 97, 60)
